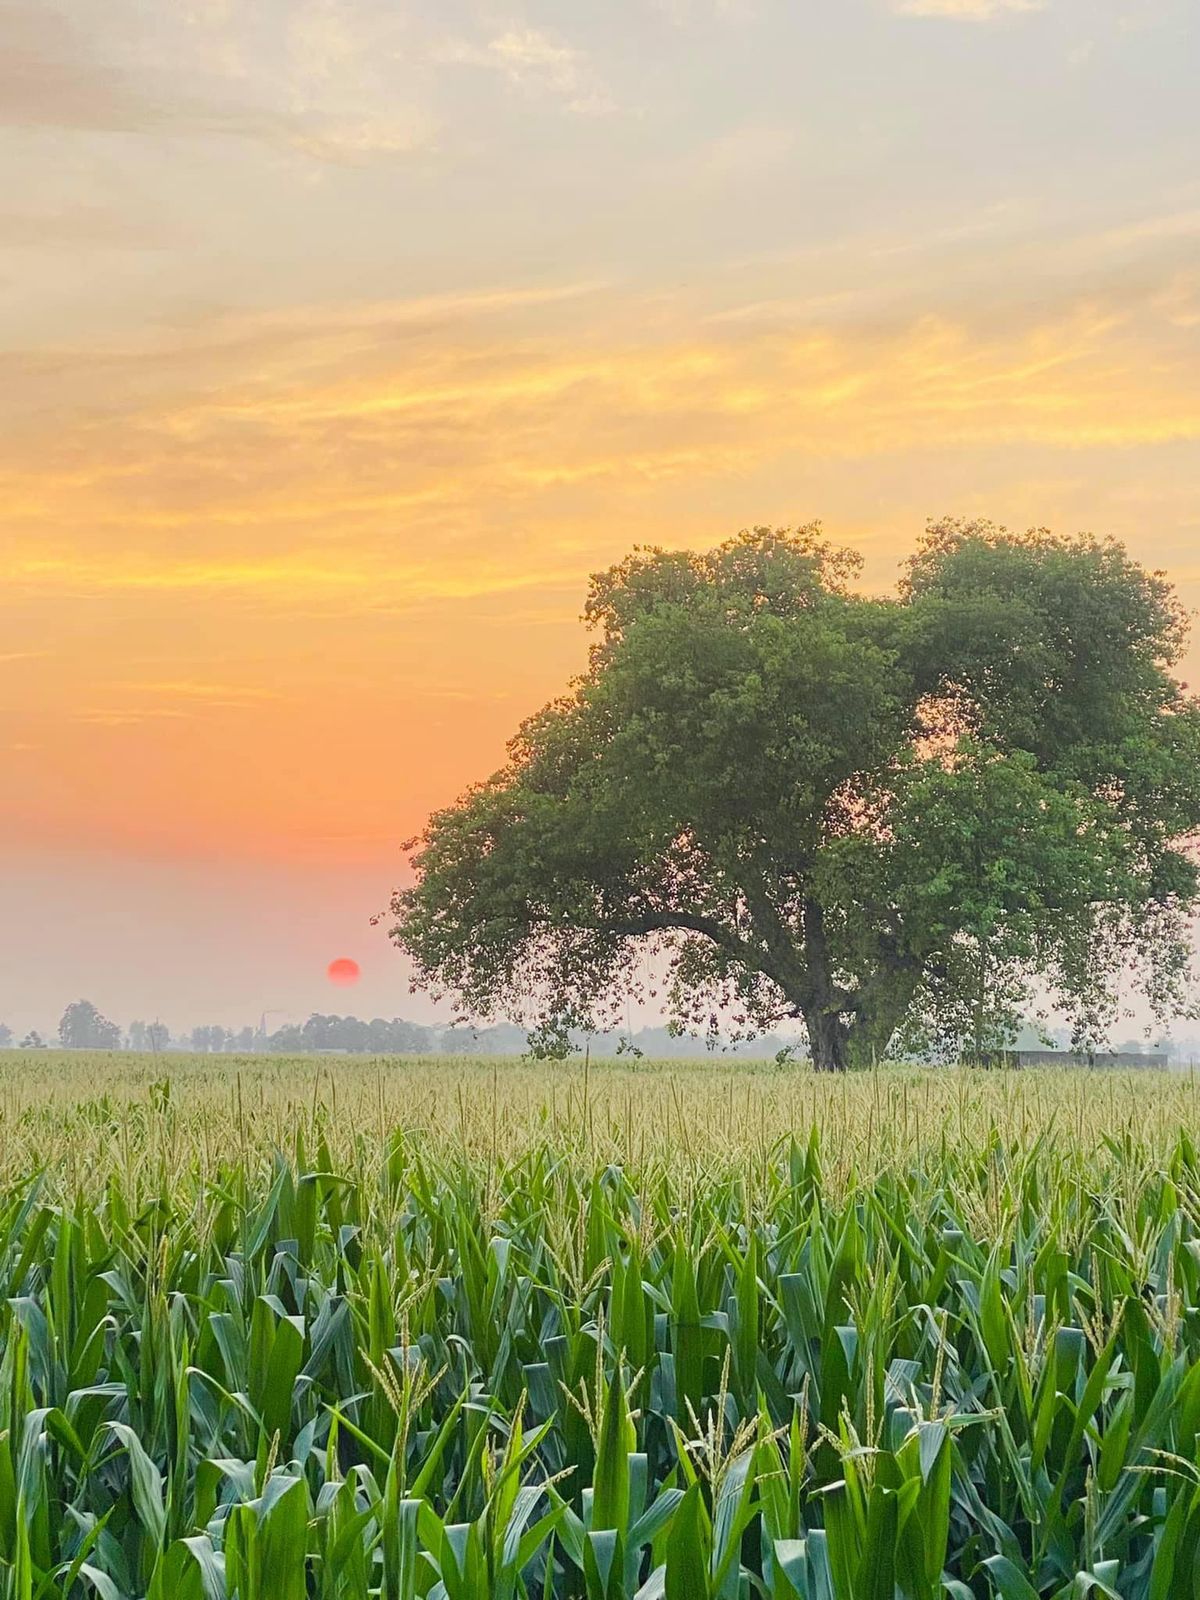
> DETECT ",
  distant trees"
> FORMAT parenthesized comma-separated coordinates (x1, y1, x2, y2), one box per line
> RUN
(58, 1000, 121, 1050)
(390, 522, 1200, 1071)
(124, 1019, 169, 1052)
(265, 1014, 435, 1054)
(6, 1006, 797, 1058)
(441, 1026, 480, 1054)
(190, 1025, 231, 1053)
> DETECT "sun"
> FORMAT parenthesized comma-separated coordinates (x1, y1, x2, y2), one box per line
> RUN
(326, 957, 361, 986)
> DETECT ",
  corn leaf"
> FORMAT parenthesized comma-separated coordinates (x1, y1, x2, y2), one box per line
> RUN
(102, 1422, 167, 1554)
(982, 1554, 1042, 1599)
(584, 1528, 624, 1599)
(665, 1484, 710, 1600)
(592, 1365, 635, 1534)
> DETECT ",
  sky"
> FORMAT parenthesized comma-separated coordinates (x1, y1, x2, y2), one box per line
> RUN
(2, 0, 1198, 1035)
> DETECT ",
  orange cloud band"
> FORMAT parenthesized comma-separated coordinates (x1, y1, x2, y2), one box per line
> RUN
(4, 267, 1199, 864)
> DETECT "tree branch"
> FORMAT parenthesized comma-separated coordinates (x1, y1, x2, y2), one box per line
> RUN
(590, 909, 763, 968)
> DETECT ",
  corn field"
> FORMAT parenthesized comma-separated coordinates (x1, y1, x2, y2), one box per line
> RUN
(3, 1054, 1200, 1598)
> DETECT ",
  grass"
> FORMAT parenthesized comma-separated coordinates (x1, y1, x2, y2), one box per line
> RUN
(0, 1053, 1199, 1596)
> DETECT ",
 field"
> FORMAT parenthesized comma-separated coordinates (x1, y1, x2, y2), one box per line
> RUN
(2, 1055, 1200, 1597)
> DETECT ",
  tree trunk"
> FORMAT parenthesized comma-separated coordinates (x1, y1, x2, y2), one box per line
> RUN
(795, 898, 925, 1071)
(808, 991, 919, 1071)
(800, 899, 849, 1071)
(805, 1006, 849, 1072)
